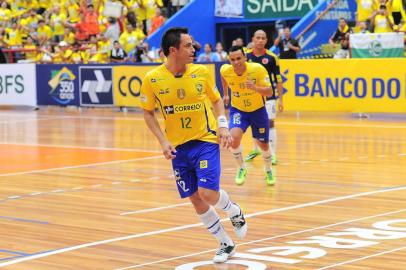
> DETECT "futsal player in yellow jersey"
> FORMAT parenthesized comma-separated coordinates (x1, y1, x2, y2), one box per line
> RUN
(221, 46, 275, 186)
(140, 27, 247, 263)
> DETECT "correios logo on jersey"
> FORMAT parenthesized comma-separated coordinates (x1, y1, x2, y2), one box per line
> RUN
(163, 103, 204, 115)
(48, 67, 75, 105)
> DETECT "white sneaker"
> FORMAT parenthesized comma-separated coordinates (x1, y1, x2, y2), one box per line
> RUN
(230, 208, 247, 239)
(213, 242, 235, 263)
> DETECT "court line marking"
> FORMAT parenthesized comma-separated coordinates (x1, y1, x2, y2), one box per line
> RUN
(0, 142, 161, 154)
(0, 155, 162, 177)
(0, 116, 73, 125)
(120, 202, 191, 216)
(117, 208, 406, 270)
(0, 186, 405, 267)
(3, 113, 405, 129)
(0, 216, 49, 225)
(316, 246, 406, 270)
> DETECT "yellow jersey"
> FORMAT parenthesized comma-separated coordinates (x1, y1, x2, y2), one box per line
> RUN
(140, 64, 221, 147)
(374, 14, 394, 33)
(356, 0, 377, 21)
(220, 62, 271, 112)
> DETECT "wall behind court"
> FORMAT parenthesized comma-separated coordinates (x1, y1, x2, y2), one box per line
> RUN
(1, 60, 405, 113)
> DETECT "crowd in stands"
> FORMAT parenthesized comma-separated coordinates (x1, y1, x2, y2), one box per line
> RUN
(329, 0, 406, 58)
(0, 0, 405, 63)
(0, 0, 191, 63)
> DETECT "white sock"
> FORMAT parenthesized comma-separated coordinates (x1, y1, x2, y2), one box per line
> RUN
(231, 146, 246, 169)
(214, 189, 241, 218)
(199, 207, 233, 245)
(269, 128, 277, 156)
(262, 148, 272, 171)
(252, 138, 259, 151)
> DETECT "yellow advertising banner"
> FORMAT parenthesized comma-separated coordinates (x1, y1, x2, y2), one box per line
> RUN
(113, 65, 154, 107)
(113, 64, 217, 108)
(280, 59, 406, 112)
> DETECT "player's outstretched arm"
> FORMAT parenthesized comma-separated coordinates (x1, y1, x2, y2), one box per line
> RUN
(143, 109, 176, 159)
(220, 76, 230, 106)
(211, 98, 233, 149)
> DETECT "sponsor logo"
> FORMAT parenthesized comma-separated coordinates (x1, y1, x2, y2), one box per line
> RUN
(199, 178, 207, 183)
(118, 76, 141, 97)
(195, 83, 203, 94)
(140, 94, 147, 103)
(164, 105, 174, 114)
(281, 69, 289, 95)
(295, 74, 403, 99)
(175, 218, 406, 269)
(159, 88, 170, 95)
(48, 67, 75, 105)
(174, 169, 181, 181)
(200, 160, 208, 169)
(233, 92, 240, 97)
(80, 67, 113, 105)
(177, 88, 186, 99)
(163, 103, 204, 115)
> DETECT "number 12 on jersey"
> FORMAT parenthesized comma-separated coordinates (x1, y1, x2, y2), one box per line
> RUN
(180, 117, 192, 129)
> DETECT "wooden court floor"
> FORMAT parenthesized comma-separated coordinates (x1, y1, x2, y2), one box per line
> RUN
(0, 107, 405, 270)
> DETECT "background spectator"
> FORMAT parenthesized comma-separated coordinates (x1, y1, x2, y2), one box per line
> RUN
(214, 42, 228, 61)
(110, 40, 127, 62)
(197, 43, 220, 62)
(274, 26, 300, 59)
(371, 4, 394, 33)
(329, 18, 351, 47)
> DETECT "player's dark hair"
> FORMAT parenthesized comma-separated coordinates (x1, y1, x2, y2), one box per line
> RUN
(161, 27, 189, 57)
(229, 45, 245, 55)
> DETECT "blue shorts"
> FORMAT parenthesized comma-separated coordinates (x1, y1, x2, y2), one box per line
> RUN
(229, 106, 269, 142)
(172, 140, 221, 198)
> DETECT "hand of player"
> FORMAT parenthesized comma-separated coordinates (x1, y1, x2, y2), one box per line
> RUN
(223, 95, 230, 106)
(218, 127, 233, 149)
(161, 140, 177, 160)
(278, 99, 284, 112)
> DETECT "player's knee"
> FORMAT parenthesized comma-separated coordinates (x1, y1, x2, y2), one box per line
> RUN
(231, 139, 240, 149)
(269, 120, 275, 128)
(258, 141, 269, 151)
(198, 188, 217, 205)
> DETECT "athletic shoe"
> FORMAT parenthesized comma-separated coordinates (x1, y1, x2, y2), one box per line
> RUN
(213, 242, 235, 263)
(265, 170, 276, 186)
(235, 168, 247, 185)
(230, 208, 247, 239)
(271, 155, 277, 165)
(245, 149, 261, 162)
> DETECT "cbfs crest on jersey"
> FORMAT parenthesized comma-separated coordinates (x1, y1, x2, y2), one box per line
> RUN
(79, 67, 113, 106)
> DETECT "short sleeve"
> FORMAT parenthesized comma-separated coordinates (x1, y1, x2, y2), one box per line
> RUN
(140, 74, 156, 111)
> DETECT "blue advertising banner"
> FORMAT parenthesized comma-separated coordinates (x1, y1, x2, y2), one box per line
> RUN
(79, 66, 113, 106)
(36, 65, 79, 106)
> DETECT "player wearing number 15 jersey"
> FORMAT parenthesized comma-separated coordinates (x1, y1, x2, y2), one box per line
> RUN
(220, 45, 275, 186)
(140, 27, 247, 263)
